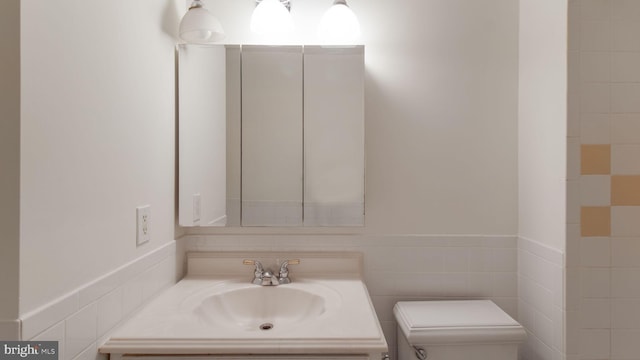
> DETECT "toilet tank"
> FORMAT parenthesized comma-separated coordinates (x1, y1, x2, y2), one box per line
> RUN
(393, 300, 526, 360)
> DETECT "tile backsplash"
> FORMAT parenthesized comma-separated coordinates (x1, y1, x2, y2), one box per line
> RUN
(21, 242, 177, 360)
(23, 235, 519, 360)
(184, 234, 518, 358)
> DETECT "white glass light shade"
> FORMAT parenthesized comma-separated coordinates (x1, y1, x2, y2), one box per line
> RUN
(179, 1, 225, 44)
(250, 0, 294, 37)
(318, 0, 361, 44)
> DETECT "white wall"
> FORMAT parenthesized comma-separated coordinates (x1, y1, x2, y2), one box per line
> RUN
(0, 0, 21, 337)
(517, 1, 567, 359)
(362, 0, 518, 234)
(20, 0, 179, 315)
(198, 0, 519, 235)
(518, 0, 568, 250)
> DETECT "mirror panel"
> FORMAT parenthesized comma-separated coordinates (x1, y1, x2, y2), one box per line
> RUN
(178, 44, 364, 227)
(241, 46, 304, 226)
(303, 46, 365, 226)
(178, 44, 227, 227)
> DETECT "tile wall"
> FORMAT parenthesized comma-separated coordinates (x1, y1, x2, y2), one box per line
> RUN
(184, 234, 518, 359)
(517, 237, 565, 360)
(21, 242, 177, 360)
(568, 0, 640, 359)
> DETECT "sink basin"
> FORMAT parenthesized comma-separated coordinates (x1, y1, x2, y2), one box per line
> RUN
(195, 285, 337, 331)
(186, 282, 342, 333)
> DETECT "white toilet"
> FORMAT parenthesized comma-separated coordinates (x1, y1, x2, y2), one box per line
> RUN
(393, 300, 526, 360)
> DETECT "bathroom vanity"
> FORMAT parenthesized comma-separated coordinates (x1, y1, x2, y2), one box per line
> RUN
(99, 252, 387, 360)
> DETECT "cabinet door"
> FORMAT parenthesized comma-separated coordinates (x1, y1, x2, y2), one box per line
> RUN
(178, 44, 227, 227)
(303, 46, 365, 226)
(241, 46, 303, 226)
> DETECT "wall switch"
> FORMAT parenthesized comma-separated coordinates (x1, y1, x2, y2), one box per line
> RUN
(193, 194, 201, 224)
(136, 205, 151, 246)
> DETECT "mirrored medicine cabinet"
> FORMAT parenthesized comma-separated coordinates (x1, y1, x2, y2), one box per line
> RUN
(178, 44, 364, 227)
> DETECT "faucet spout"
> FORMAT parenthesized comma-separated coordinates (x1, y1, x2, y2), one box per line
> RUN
(261, 269, 280, 286)
(244, 258, 300, 286)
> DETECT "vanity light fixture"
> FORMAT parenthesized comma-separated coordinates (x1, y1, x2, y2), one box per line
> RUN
(318, 0, 361, 44)
(179, 0, 225, 44)
(250, 0, 294, 37)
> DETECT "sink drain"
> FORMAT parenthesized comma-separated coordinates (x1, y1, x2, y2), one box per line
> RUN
(259, 322, 274, 331)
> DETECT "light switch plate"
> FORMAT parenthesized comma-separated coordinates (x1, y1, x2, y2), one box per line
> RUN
(136, 205, 151, 246)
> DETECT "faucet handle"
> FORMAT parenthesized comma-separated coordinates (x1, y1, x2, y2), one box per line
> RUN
(278, 259, 300, 284)
(243, 259, 264, 285)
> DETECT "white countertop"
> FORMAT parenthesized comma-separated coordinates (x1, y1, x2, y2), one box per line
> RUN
(100, 252, 388, 355)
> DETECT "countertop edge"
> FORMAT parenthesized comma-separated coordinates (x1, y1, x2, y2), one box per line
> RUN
(100, 338, 388, 355)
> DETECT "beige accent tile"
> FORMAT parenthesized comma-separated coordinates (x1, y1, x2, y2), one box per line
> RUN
(581, 144, 611, 175)
(581, 206, 611, 237)
(612, 175, 640, 205)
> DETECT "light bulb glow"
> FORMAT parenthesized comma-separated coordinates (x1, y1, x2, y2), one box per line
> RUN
(250, 0, 294, 38)
(179, 3, 225, 43)
(318, 2, 361, 44)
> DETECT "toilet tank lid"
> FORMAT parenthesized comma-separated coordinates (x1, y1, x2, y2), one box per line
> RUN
(393, 300, 526, 345)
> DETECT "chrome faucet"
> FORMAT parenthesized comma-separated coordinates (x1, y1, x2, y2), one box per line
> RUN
(260, 269, 279, 286)
(278, 259, 300, 284)
(243, 259, 300, 286)
(243, 259, 266, 285)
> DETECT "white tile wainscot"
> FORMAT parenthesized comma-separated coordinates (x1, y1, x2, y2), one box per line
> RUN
(184, 234, 519, 359)
(517, 237, 565, 360)
(20, 241, 178, 360)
